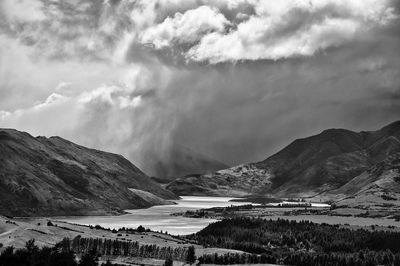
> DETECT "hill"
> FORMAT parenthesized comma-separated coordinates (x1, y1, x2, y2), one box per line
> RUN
(167, 121, 400, 201)
(0, 129, 177, 217)
(323, 152, 400, 211)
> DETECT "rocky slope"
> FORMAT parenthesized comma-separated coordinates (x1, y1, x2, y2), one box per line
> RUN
(168, 164, 272, 196)
(0, 129, 177, 217)
(324, 152, 400, 210)
(167, 121, 400, 198)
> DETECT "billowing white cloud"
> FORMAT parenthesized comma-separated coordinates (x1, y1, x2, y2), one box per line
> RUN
(2, 0, 396, 64)
(186, 0, 398, 62)
(140, 5, 230, 49)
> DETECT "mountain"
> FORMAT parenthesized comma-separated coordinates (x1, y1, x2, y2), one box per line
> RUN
(166, 164, 272, 196)
(0, 129, 177, 217)
(167, 121, 400, 199)
(148, 145, 229, 183)
(321, 152, 400, 209)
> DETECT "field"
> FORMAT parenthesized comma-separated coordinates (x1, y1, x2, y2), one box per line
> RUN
(0, 215, 244, 265)
(176, 204, 400, 230)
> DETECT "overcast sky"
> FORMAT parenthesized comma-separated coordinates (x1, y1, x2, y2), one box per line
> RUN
(1, 0, 399, 175)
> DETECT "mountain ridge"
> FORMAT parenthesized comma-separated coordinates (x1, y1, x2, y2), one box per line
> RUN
(0, 128, 177, 217)
(167, 121, 400, 203)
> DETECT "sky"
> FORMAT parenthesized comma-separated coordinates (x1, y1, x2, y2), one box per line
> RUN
(0, 0, 400, 176)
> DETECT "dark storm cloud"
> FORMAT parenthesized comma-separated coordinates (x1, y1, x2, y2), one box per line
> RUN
(0, 0, 399, 175)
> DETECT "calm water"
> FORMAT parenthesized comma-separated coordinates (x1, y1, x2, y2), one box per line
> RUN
(58, 196, 400, 235)
(58, 196, 250, 235)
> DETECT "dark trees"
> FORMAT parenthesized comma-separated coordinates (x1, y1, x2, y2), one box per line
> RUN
(164, 257, 173, 266)
(189, 217, 400, 265)
(186, 246, 196, 265)
(78, 249, 98, 266)
(0, 239, 77, 266)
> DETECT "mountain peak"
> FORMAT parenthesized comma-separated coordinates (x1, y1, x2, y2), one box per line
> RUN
(319, 128, 356, 136)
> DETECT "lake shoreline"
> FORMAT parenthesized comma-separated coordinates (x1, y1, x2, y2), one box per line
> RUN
(172, 201, 400, 231)
(56, 196, 251, 235)
(53, 196, 400, 236)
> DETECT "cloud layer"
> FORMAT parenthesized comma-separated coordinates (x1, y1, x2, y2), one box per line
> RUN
(137, 0, 398, 63)
(0, 0, 399, 176)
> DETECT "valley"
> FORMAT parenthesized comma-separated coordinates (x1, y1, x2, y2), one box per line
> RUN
(167, 121, 400, 214)
(2, 196, 400, 266)
(1, 0, 400, 264)
(57, 196, 252, 235)
(1, 121, 400, 265)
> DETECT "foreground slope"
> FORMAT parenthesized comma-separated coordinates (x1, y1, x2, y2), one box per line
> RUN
(0, 129, 177, 217)
(167, 121, 400, 199)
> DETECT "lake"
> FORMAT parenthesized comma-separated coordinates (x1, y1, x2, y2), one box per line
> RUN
(58, 196, 400, 235)
(58, 196, 250, 235)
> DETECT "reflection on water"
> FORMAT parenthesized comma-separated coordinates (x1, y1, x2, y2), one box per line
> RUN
(58, 196, 250, 235)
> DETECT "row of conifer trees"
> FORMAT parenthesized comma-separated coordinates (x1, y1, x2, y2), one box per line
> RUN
(65, 236, 188, 261)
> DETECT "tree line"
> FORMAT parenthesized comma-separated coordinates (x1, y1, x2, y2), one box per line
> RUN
(189, 217, 400, 265)
(68, 236, 188, 261)
(197, 250, 400, 266)
(199, 252, 277, 265)
(0, 238, 194, 266)
(1, 239, 79, 266)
